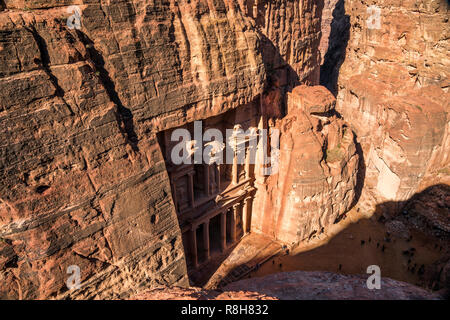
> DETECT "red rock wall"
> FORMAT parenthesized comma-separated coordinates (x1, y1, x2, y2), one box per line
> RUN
(132, 270, 442, 300)
(319, 0, 338, 64)
(0, 0, 266, 299)
(251, 0, 324, 86)
(0, 0, 326, 299)
(319, 0, 349, 94)
(251, 85, 359, 244)
(335, 0, 449, 213)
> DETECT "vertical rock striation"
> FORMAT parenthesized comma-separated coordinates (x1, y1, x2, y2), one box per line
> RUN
(0, 0, 335, 299)
(319, 0, 339, 64)
(0, 0, 267, 299)
(336, 0, 449, 212)
(252, 85, 359, 244)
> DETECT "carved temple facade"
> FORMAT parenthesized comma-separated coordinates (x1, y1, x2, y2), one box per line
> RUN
(157, 103, 262, 278)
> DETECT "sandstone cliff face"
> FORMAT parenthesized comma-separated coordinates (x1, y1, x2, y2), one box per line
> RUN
(252, 85, 359, 244)
(0, 0, 327, 299)
(2, 0, 446, 300)
(319, 0, 349, 94)
(331, 0, 449, 293)
(336, 0, 450, 212)
(247, 0, 324, 87)
(0, 0, 265, 299)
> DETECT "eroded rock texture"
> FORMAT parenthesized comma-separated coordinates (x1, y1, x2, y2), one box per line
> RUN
(318, 0, 338, 63)
(252, 85, 359, 244)
(133, 270, 442, 300)
(238, 0, 324, 88)
(319, 0, 349, 94)
(2, 0, 446, 300)
(336, 0, 450, 212)
(319, 0, 338, 63)
(0, 0, 327, 299)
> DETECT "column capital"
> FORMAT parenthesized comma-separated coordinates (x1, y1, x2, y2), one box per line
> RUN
(232, 202, 241, 210)
(244, 195, 253, 203)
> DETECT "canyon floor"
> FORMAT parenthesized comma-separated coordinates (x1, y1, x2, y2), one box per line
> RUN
(181, 206, 445, 295)
(248, 208, 444, 290)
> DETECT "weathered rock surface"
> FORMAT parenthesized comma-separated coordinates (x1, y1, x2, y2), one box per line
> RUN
(0, 1, 326, 299)
(252, 85, 359, 244)
(225, 270, 443, 300)
(336, 0, 450, 212)
(238, 0, 324, 88)
(331, 0, 449, 295)
(319, 0, 338, 64)
(132, 270, 442, 300)
(319, 0, 349, 94)
(384, 184, 450, 292)
(131, 285, 277, 300)
(1, 0, 447, 300)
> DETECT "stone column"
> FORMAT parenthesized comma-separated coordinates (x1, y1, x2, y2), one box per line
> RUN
(242, 196, 252, 235)
(231, 204, 239, 243)
(246, 128, 258, 180)
(232, 148, 238, 185)
(204, 164, 210, 196)
(220, 210, 226, 252)
(231, 125, 243, 186)
(188, 172, 195, 208)
(203, 221, 210, 261)
(245, 146, 251, 180)
(255, 100, 267, 185)
(190, 226, 198, 268)
(215, 164, 221, 193)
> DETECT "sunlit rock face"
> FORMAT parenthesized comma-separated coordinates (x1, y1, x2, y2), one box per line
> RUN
(335, 0, 450, 213)
(251, 85, 359, 244)
(1, 0, 446, 300)
(0, 0, 266, 300)
(319, 0, 349, 95)
(330, 0, 450, 296)
(132, 271, 442, 300)
(0, 0, 328, 299)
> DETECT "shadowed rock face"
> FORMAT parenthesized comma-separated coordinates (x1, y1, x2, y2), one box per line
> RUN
(0, 0, 328, 299)
(382, 184, 450, 293)
(319, 0, 349, 95)
(335, 0, 450, 212)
